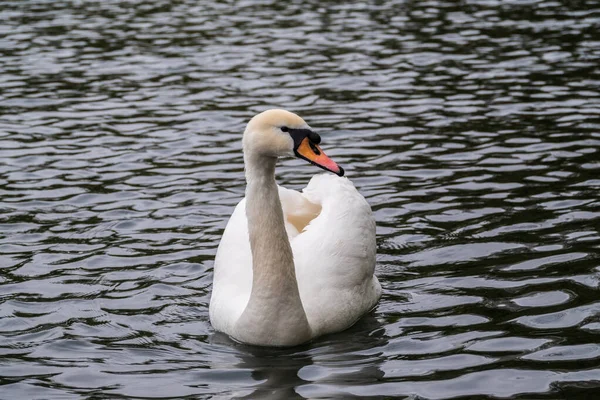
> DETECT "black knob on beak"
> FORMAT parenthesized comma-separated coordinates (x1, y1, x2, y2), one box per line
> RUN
(308, 131, 321, 144)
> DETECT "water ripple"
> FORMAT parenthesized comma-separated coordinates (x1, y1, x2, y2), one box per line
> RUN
(1, 0, 600, 398)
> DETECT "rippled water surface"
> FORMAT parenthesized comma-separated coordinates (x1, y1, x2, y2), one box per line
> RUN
(2, 0, 600, 399)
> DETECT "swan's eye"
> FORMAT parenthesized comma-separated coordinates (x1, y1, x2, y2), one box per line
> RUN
(280, 126, 289, 132)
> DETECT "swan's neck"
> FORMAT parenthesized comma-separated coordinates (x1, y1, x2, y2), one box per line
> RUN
(234, 153, 311, 346)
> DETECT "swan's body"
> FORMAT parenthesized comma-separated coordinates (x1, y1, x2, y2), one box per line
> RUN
(209, 109, 381, 346)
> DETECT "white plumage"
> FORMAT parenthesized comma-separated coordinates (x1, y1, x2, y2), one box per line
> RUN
(209, 110, 381, 346)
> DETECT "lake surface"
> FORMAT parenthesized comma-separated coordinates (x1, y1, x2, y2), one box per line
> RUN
(1, 0, 600, 399)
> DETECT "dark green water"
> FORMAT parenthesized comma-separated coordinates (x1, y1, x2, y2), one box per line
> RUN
(1, 1, 599, 399)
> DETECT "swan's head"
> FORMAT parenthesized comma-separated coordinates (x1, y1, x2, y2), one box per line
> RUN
(243, 109, 344, 176)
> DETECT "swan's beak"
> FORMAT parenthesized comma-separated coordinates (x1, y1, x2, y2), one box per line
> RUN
(294, 136, 344, 176)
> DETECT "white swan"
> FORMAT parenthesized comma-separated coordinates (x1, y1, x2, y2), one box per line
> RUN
(209, 109, 381, 347)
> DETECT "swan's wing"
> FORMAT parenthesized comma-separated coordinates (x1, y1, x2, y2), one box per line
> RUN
(209, 199, 253, 333)
(291, 174, 381, 336)
(278, 185, 321, 238)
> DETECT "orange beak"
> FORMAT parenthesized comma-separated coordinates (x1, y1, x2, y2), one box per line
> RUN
(294, 137, 344, 176)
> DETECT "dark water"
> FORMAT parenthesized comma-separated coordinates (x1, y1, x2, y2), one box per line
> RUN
(1, 0, 600, 398)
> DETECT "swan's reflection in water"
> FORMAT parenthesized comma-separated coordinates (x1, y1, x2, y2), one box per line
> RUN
(211, 314, 387, 399)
